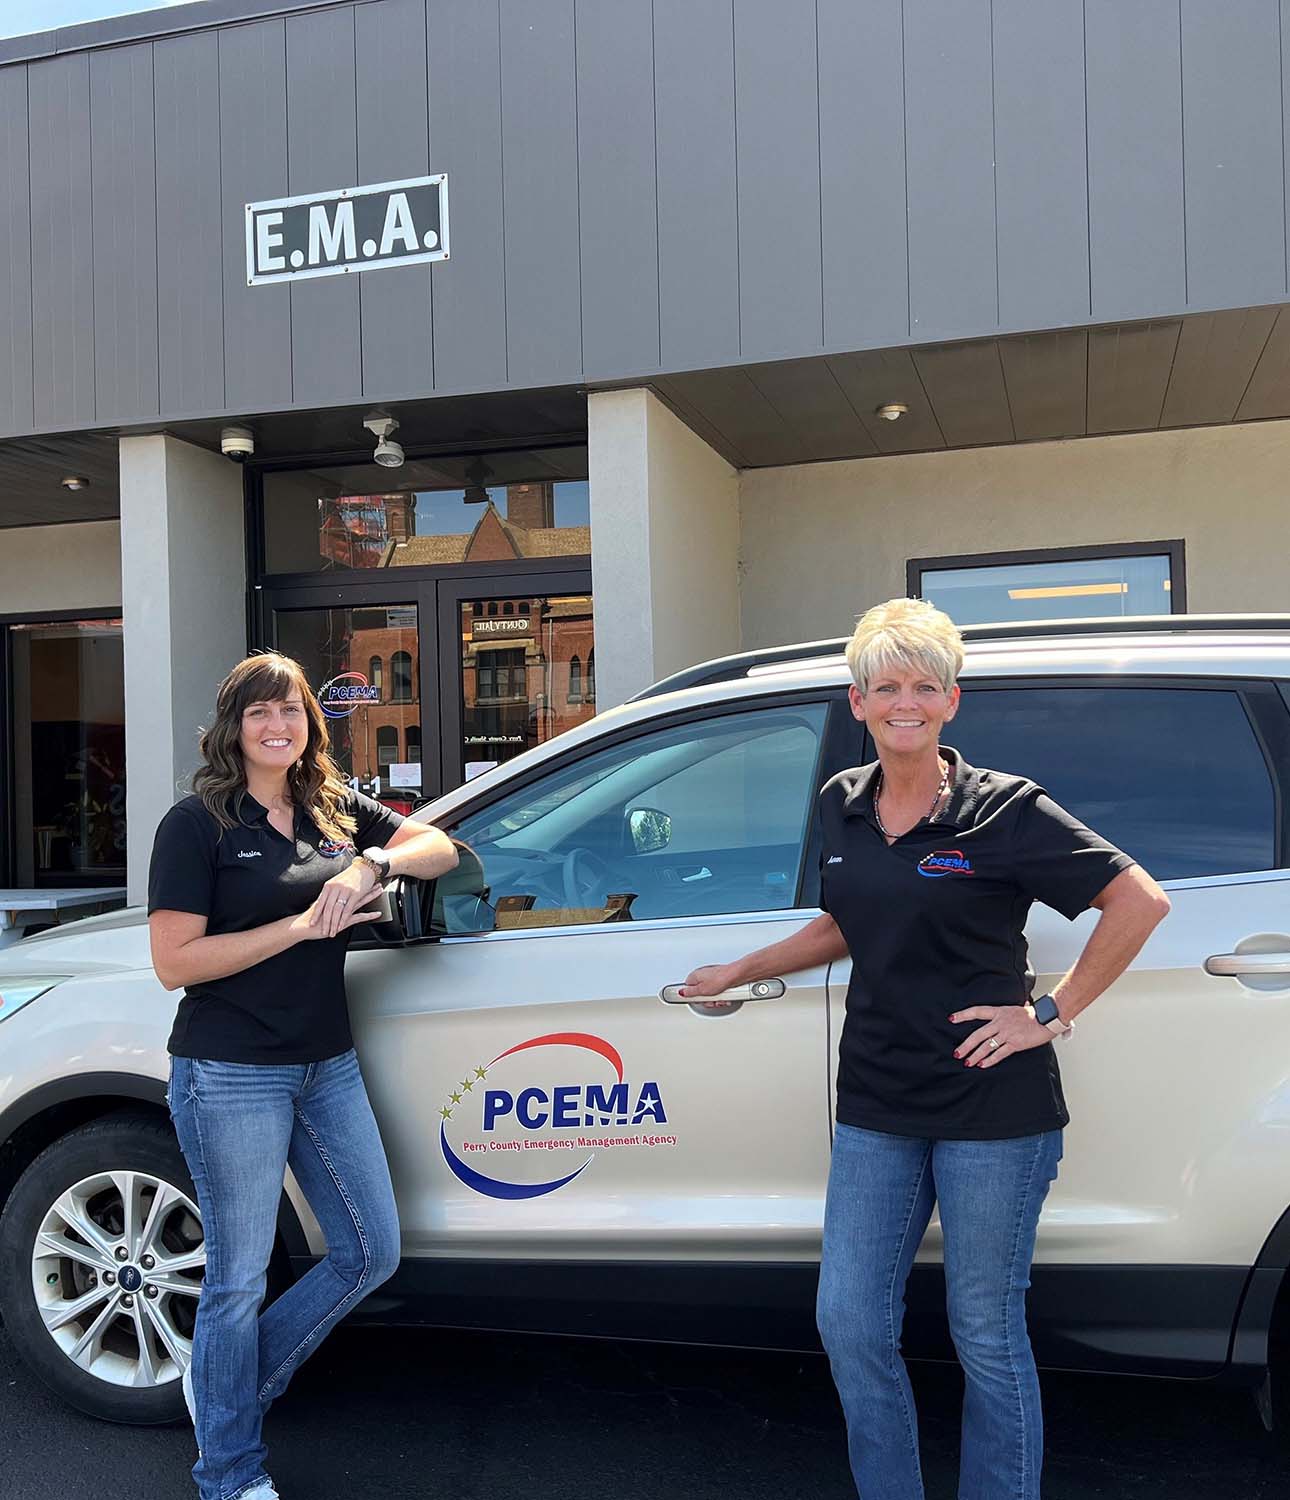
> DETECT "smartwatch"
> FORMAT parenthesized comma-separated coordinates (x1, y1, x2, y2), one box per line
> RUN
(357, 846, 393, 888)
(1027, 992, 1073, 1039)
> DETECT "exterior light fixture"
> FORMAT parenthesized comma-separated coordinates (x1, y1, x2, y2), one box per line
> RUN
(60, 475, 89, 490)
(362, 413, 404, 468)
(875, 403, 908, 422)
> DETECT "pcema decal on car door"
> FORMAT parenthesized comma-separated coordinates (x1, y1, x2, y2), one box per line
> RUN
(437, 1032, 678, 1200)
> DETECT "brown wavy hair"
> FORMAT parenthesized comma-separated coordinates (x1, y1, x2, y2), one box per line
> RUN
(192, 652, 357, 843)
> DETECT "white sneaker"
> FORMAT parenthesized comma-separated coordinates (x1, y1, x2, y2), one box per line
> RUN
(238, 1485, 280, 1500)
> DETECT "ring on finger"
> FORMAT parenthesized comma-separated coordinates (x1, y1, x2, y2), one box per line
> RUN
(987, 1037, 1000, 1051)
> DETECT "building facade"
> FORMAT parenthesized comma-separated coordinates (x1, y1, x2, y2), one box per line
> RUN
(1, 0, 1289, 902)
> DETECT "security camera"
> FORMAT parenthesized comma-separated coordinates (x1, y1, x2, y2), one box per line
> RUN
(220, 425, 255, 462)
(363, 413, 404, 469)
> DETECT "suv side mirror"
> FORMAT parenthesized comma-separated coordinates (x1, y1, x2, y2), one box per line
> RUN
(627, 806, 672, 855)
(351, 842, 494, 947)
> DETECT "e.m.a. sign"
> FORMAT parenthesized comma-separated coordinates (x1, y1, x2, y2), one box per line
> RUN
(245, 175, 449, 286)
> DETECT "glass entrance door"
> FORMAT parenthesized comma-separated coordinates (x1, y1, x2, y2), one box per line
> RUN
(264, 566, 592, 809)
(273, 598, 433, 814)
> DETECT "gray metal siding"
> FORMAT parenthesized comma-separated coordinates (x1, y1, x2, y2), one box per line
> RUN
(654, 0, 739, 370)
(1085, 0, 1186, 320)
(499, 0, 582, 388)
(426, 0, 506, 392)
(903, 0, 998, 339)
(90, 43, 159, 425)
(575, 0, 659, 380)
(28, 54, 95, 430)
(0, 66, 33, 436)
(734, 0, 822, 362)
(154, 33, 225, 415)
(1180, 1, 1287, 308)
(992, 0, 1090, 331)
(0, 0, 1288, 444)
(286, 6, 361, 408)
(357, 0, 434, 402)
(219, 19, 293, 412)
(817, 0, 908, 351)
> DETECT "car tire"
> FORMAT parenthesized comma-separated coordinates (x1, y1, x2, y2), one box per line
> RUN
(0, 1111, 204, 1425)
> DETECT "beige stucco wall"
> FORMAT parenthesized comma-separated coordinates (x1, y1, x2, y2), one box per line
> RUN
(589, 388, 739, 705)
(738, 420, 1290, 648)
(0, 520, 122, 614)
(120, 435, 247, 904)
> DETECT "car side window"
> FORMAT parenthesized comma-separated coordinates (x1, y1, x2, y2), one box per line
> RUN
(950, 686, 1275, 881)
(443, 702, 828, 931)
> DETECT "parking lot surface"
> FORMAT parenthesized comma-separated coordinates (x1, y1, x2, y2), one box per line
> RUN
(3, 1322, 1287, 1499)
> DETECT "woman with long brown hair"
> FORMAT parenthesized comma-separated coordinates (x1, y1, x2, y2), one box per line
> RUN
(148, 652, 457, 1500)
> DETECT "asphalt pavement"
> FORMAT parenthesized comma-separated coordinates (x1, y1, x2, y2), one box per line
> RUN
(3, 1322, 1287, 1499)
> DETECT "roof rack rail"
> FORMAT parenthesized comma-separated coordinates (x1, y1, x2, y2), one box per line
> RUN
(629, 614, 1290, 701)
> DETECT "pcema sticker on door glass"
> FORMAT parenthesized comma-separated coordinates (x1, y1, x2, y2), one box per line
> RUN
(437, 1033, 678, 1200)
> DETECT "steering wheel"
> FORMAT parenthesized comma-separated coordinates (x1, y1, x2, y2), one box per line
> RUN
(561, 846, 612, 909)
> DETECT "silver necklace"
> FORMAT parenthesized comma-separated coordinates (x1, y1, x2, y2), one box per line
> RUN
(873, 758, 950, 841)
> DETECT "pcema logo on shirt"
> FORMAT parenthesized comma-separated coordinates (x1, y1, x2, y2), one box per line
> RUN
(917, 849, 974, 878)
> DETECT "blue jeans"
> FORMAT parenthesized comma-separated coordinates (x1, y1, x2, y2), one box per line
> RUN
(817, 1124, 1062, 1500)
(169, 1049, 400, 1500)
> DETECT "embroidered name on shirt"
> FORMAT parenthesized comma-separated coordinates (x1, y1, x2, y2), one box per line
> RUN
(826, 855, 844, 865)
(237, 849, 262, 860)
(917, 849, 974, 878)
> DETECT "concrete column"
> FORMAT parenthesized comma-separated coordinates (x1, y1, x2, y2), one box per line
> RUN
(120, 435, 246, 905)
(588, 388, 740, 707)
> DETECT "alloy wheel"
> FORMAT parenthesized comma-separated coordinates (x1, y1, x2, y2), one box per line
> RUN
(31, 1169, 204, 1389)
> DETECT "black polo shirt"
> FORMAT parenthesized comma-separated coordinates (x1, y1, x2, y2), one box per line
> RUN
(148, 790, 404, 1065)
(820, 747, 1134, 1141)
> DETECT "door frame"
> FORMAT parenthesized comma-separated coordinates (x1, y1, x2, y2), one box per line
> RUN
(257, 561, 592, 802)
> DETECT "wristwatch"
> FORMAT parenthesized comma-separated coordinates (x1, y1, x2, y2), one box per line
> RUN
(356, 846, 393, 888)
(1027, 992, 1074, 1040)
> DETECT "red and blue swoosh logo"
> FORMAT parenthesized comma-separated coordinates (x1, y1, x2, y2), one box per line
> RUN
(438, 1033, 622, 1201)
(917, 849, 975, 878)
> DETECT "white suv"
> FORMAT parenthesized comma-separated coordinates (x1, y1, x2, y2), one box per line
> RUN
(2, 616, 1288, 1425)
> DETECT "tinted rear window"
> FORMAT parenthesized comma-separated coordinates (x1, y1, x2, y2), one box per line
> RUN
(950, 687, 1275, 881)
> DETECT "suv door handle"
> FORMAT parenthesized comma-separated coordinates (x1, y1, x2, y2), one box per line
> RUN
(1204, 952, 1290, 977)
(659, 979, 786, 1006)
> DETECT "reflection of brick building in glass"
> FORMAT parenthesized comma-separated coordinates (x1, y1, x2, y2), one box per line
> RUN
(460, 595, 595, 770)
(328, 609, 422, 787)
(316, 483, 594, 786)
(318, 494, 414, 569)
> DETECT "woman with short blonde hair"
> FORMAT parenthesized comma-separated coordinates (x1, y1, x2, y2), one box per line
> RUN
(683, 597, 1170, 1499)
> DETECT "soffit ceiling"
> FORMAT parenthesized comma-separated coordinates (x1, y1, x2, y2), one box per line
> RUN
(648, 303, 1290, 468)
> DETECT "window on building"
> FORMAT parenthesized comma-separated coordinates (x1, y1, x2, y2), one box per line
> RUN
(477, 649, 526, 701)
(391, 651, 414, 703)
(908, 543, 1183, 627)
(407, 725, 422, 762)
(376, 726, 399, 768)
(368, 656, 383, 695)
(586, 649, 596, 703)
(569, 655, 582, 702)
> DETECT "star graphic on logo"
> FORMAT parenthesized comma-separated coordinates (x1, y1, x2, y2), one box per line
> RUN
(439, 1105, 453, 1120)
(450, 1091, 462, 1105)
(474, 1065, 487, 1080)
(460, 1079, 473, 1093)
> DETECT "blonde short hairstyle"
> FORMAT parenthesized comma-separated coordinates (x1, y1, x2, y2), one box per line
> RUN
(845, 597, 964, 694)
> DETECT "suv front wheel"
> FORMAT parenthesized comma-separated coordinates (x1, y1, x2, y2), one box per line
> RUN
(0, 1112, 204, 1424)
